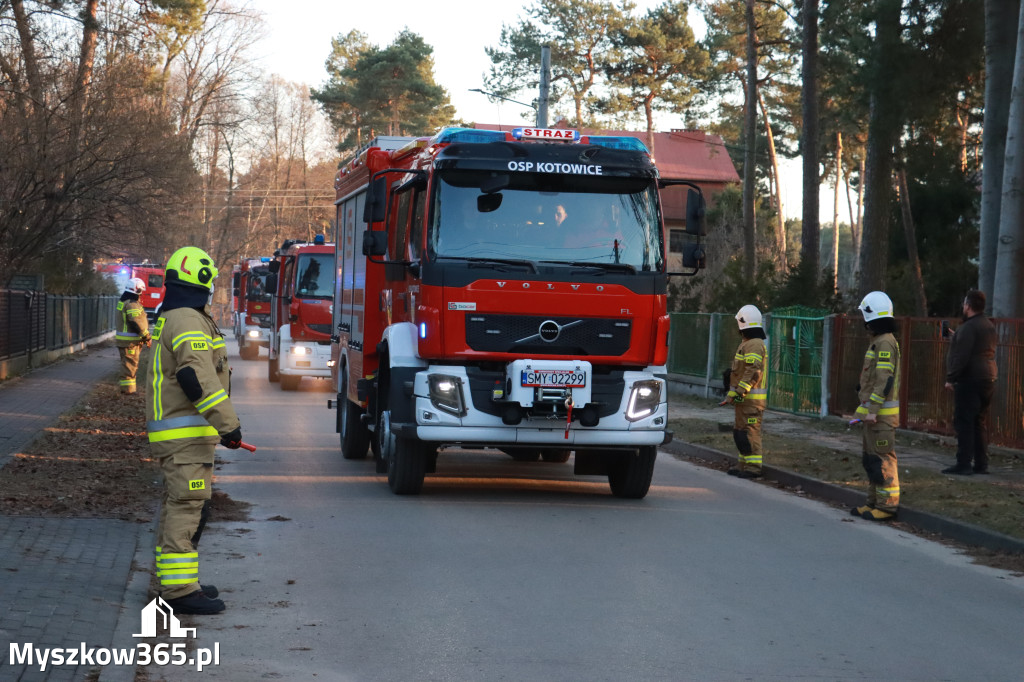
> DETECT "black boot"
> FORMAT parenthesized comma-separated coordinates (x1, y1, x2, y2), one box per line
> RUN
(201, 584, 219, 598)
(165, 590, 225, 615)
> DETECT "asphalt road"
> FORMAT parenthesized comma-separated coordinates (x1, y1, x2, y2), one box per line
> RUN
(150, 344, 1024, 681)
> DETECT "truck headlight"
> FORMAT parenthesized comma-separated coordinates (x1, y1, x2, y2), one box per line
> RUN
(428, 374, 466, 416)
(247, 330, 260, 338)
(625, 380, 662, 422)
(291, 345, 311, 355)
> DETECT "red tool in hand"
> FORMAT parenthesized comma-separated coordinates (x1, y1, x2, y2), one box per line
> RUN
(238, 441, 257, 452)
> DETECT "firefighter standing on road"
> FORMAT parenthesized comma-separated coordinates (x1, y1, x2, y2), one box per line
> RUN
(851, 291, 902, 522)
(720, 304, 768, 478)
(115, 277, 151, 394)
(146, 246, 243, 615)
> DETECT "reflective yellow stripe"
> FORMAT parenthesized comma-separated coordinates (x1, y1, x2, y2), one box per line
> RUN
(870, 393, 885, 404)
(195, 390, 227, 413)
(876, 362, 895, 371)
(744, 353, 763, 362)
(878, 406, 899, 416)
(171, 331, 208, 350)
(147, 425, 218, 443)
(738, 381, 752, 391)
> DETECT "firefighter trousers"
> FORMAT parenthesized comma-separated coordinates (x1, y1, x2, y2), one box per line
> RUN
(118, 344, 142, 393)
(155, 451, 213, 600)
(861, 420, 900, 512)
(733, 402, 764, 473)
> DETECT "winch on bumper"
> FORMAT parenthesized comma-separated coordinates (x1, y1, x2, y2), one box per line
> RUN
(405, 359, 670, 447)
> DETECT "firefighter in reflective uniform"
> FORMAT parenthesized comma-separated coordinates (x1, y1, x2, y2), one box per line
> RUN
(146, 246, 243, 615)
(720, 304, 768, 478)
(851, 291, 901, 522)
(115, 278, 151, 394)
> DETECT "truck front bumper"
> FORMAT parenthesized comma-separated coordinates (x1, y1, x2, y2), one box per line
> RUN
(241, 325, 269, 348)
(403, 364, 668, 449)
(280, 342, 332, 378)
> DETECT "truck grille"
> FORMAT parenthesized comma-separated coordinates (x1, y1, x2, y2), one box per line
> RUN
(465, 314, 631, 356)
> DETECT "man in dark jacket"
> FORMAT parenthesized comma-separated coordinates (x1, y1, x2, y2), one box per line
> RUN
(943, 289, 998, 475)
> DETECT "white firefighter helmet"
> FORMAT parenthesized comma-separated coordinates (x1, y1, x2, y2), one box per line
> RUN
(124, 277, 146, 295)
(735, 304, 763, 330)
(858, 291, 893, 322)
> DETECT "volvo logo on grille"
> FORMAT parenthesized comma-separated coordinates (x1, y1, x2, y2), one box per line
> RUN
(516, 319, 583, 344)
(539, 320, 561, 342)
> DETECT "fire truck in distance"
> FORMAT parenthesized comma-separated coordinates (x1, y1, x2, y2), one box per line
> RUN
(329, 126, 706, 497)
(231, 257, 273, 360)
(96, 261, 166, 320)
(264, 236, 336, 391)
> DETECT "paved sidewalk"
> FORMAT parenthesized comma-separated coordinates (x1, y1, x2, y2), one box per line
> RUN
(0, 344, 147, 682)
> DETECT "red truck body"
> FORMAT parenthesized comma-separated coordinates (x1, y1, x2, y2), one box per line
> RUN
(231, 257, 273, 360)
(329, 127, 705, 497)
(265, 237, 336, 391)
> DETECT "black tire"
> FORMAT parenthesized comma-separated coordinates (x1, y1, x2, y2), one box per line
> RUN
(268, 356, 280, 383)
(238, 342, 259, 360)
(388, 435, 426, 495)
(280, 374, 301, 391)
(541, 448, 572, 463)
(339, 371, 370, 460)
(607, 446, 657, 499)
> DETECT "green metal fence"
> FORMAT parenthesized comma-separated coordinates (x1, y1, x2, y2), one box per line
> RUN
(766, 306, 828, 416)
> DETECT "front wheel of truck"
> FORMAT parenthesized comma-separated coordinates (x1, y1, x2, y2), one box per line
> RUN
(388, 432, 426, 495)
(607, 446, 656, 499)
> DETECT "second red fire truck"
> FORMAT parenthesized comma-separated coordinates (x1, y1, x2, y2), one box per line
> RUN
(265, 236, 336, 391)
(329, 126, 705, 497)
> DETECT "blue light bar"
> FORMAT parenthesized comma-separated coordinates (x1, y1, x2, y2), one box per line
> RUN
(433, 128, 508, 144)
(586, 136, 649, 153)
(314, 234, 325, 245)
(260, 257, 271, 262)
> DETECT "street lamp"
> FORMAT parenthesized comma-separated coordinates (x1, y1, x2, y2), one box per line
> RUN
(469, 88, 538, 112)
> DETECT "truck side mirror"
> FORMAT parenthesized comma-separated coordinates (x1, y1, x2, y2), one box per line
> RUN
(268, 260, 280, 274)
(265, 272, 278, 295)
(362, 231, 388, 257)
(232, 272, 241, 288)
(363, 177, 387, 224)
(682, 243, 706, 270)
(686, 189, 706, 236)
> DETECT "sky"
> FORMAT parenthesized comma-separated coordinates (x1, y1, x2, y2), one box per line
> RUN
(244, 0, 822, 222)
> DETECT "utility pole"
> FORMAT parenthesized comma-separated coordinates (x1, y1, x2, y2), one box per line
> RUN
(537, 45, 551, 128)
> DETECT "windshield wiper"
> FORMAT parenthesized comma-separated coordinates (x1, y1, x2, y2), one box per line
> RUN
(538, 260, 638, 274)
(434, 256, 537, 273)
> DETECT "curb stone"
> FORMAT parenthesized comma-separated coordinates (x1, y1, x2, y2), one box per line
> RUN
(662, 439, 1024, 555)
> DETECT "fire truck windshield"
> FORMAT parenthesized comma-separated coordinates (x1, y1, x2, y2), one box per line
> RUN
(294, 254, 333, 299)
(246, 267, 272, 302)
(430, 171, 664, 272)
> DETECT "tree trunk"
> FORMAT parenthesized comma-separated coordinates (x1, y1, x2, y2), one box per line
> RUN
(857, 0, 902, 297)
(645, 97, 656, 156)
(832, 132, 842, 292)
(758, 91, 787, 273)
(980, 0, 1021, 308)
(800, 0, 820, 282)
(993, 3, 1024, 317)
(11, 0, 43, 112)
(70, 0, 100, 156)
(742, 0, 758, 282)
(897, 167, 927, 315)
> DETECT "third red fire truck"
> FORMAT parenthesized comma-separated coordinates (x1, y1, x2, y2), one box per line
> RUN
(96, 261, 166, 320)
(231, 257, 273, 360)
(329, 126, 706, 497)
(265, 236, 336, 391)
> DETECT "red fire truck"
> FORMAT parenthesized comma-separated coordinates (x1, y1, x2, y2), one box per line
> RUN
(329, 126, 705, 497)
(96, 261, 166, 320)
(231, 257, 273, 360)
(265, 236, 336, 391)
